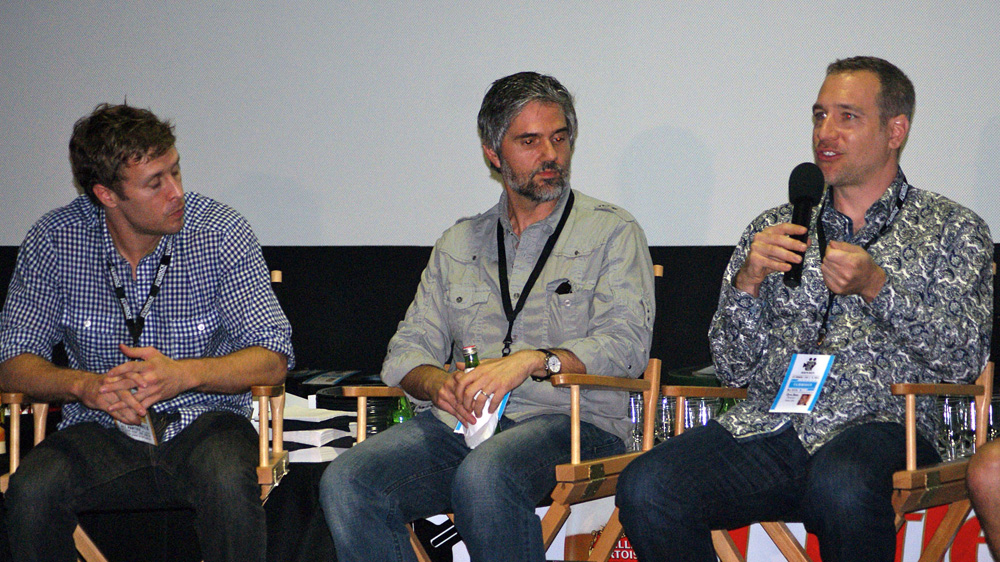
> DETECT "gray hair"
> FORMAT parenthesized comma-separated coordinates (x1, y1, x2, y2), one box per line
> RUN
(477, 72, 577, 171)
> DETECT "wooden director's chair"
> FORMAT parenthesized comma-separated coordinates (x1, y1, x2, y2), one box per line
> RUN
(0, 270, 290, 562)
(671, 261, 998, 562)
(342, 264, 666, 562)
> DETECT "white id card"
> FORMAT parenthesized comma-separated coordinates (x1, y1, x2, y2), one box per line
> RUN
(116, 414, 158, 445)
(769, 354, 834, 413)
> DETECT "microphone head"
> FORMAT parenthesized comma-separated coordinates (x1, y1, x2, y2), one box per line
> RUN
(788, 162, 825, 205)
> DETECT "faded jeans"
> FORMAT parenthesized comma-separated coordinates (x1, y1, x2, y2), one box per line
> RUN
(319, 410, 623, 562)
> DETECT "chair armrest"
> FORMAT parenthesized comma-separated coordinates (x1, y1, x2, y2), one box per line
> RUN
(891, 378, 989, 471)
(890, 383, 983, 397)
(552, 361, 663, 464)
(338, 385, 407, 398)
(549, 373, 651, 393)
(251, 385, 288, 498)
(330, 385, 406, 443)
(660, 385, 747, 437)
(661, 385, 748, 399)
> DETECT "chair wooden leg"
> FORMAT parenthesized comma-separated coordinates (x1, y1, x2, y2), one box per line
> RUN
(541, 500, 572, 549)
(917, 500, 973, 562)
(712, 529, 747, 562)
(73, 526, 108, 562)
(760, 521, 811, 562)
(587, 508, 624, 562)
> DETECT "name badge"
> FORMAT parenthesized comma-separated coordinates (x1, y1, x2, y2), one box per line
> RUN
(116, 415, 159, 445)
(769, 353, 834, 413)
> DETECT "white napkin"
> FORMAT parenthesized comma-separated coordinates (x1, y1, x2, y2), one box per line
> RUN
(454, 393, 510, 449)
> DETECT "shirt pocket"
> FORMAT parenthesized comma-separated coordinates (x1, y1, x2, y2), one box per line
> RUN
(63, 310, 126, 370)
(167, 310, 221, 358)
(546, 276, 596, 344)
(444, 283, 491, 344)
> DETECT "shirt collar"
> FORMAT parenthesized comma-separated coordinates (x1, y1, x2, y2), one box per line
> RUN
(96, 205, 176, 267)
(496, 185, 572, 237)
(820, 167, 908, 242)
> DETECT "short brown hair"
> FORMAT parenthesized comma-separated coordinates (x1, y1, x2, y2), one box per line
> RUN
(827, 56, 915, 125)
(69, 103, 176, 205)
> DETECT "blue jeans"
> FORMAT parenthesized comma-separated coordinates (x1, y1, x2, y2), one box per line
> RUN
(4, 411, 264, 562)
(617, 420, 940, 562)
(319, 410, 623, 562)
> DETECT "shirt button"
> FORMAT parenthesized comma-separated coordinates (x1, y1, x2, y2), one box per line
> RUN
(197, 323, 206, 331)
(456, 297, 463, 303)
(513, 292, 520, 299)
(562, 298, 572, 306)
(83, 320, 92, 329)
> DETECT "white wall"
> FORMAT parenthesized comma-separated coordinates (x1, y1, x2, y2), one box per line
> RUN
(2, 1, 998, 247)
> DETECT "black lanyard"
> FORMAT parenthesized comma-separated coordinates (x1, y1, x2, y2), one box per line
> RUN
(108, 239, 173, 347)
(814, 180, 908, 346)
(496, 191, 574, 356)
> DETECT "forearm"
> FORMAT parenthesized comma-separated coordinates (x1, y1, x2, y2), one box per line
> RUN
(0, 353, 97, 403)
(181, 346, 287, 393)
(399, 364, 452, 401)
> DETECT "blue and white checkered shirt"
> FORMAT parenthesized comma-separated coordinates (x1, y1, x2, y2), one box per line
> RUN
(0, 193, 294, 441)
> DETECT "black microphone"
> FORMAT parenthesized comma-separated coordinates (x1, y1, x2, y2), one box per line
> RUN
(783, 162, 825, 288)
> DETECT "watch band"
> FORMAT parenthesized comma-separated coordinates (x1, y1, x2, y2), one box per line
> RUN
(532, 349, 559, 382)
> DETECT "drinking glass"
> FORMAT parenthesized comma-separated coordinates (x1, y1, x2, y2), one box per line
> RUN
(684, 397, 719, 430)
(936, 396, 975, 461)
(626, 392, 644, 452)
(654, 396, 674, 443)
(988, 396, 1000, 442)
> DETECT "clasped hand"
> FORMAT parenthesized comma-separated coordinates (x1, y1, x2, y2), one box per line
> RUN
(432, 350, 539, 427)
(737, 223, 885, 301)
(82, 344, 191, 425)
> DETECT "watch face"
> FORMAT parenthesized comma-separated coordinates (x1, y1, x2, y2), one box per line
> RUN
(546, 354, 561, 373)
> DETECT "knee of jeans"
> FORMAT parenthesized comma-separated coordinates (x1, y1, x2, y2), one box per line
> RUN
(319, 454, 382, 518)
(802, 458, 879, 517)
(617, 455, 658, 512)
(451, 454, 523, 510)
(5, 456, 71, 516)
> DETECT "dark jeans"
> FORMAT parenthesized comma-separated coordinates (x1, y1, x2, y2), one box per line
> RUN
(617, 420, 940, 562)
(4, 411, 264, 562)
(319, 410, 624, 562)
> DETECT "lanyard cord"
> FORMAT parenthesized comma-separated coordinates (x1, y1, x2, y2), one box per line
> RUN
(814, 181, 908, 346)
(496, 191, 575, 357)
(108, 238, 174, 347)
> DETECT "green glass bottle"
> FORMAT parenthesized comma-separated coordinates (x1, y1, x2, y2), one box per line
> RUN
(462, 345, 480, 372)
(389, 396, 414, 425)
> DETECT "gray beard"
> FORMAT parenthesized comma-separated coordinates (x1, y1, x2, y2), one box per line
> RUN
(502, 161, 571, 203)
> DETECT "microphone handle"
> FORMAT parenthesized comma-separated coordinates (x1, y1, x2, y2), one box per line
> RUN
(783, 200, 813, 288)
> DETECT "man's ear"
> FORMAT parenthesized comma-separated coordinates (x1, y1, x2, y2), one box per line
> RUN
(92, 184, 119, 208)
(483, 144, 501, 171)
(887, 114, 910, 150)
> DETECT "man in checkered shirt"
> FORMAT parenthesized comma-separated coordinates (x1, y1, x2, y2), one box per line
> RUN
(0, 103, 294, 562)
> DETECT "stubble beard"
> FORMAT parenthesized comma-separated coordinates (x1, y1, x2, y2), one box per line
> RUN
(501, 160, 570, 203)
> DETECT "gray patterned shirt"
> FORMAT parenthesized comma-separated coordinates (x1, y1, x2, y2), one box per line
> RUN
(710, 169, 993, 453)
(381, 187, 655, 441)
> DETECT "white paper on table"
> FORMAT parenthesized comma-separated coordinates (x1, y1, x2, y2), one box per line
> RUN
(455, 393, 510, 449)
